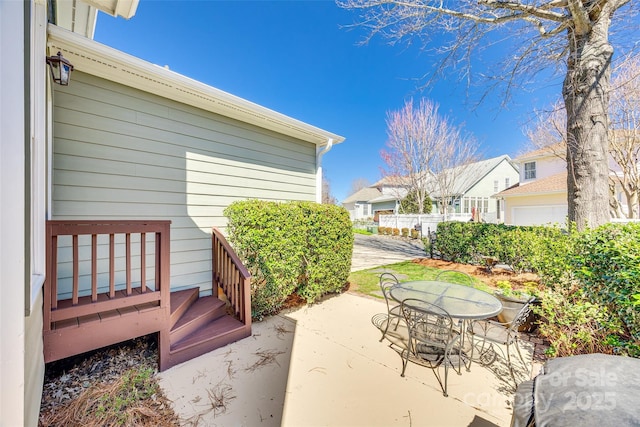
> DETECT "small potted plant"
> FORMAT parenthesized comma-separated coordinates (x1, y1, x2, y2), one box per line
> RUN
(494, 281, 538, 331)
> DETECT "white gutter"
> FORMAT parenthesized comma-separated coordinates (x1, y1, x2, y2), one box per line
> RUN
(316, 138, 334, 203)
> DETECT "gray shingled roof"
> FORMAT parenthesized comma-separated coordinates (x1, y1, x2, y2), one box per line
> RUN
(342, 186, 383, 204)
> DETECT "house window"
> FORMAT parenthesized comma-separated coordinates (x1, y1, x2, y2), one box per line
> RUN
(505, 177, 510, 188)
(524, 162, 536, 180)
(494, 180, 499, 192)
(362, 204, 369, 216)
(463, 198, 470, 214)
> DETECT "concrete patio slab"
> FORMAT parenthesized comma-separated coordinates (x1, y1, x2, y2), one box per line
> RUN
(159, 293, 530, 426)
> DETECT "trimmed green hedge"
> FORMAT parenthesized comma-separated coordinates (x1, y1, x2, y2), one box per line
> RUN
(224, 200, 354, 319)
(571, 223, 640, 354)
(433, 221, 571, 278)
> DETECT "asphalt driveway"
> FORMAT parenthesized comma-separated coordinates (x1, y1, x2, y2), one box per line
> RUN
(351, 233, 427, 271)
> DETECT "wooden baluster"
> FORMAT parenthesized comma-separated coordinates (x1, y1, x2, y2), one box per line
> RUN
(141, 232, 146, 292)
(50, 234, 58, 310)
(72, 234, 79, 305)
(156, 231, 161, 293)
(126, 232, 132, 295)
(91, 234, 97, 302)
(109, 233, 115, 298)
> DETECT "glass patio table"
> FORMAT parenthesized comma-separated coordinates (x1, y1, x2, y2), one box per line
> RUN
(390, 280, 503, 369)
(389, 280, 502, 321)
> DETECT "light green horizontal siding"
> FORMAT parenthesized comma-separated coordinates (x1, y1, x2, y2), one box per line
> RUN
(53, 71, 318, 294)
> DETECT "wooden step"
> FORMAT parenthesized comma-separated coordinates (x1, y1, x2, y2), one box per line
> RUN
(169, 288, 199, 328)
(167, 315, 250, 368)
(170, 296, 226, 343)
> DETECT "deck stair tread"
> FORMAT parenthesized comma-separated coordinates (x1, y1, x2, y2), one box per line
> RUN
(169, 288, 199, 328)
(170, 296, 226, 343)
(170, 315, 246, 354)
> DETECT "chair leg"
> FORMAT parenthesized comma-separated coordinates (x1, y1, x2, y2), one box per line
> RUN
(401, 347, 410, 377)
(393, 316, 401, 331)
(380, 316, 391, 342)
(442, 361, 449, 397)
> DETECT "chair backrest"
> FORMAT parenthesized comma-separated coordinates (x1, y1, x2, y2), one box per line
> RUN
(379, 272, 399, 309)
(507, 298, 535, 333)
(401, 298, 455, 351)
(435, 269, 474, 287)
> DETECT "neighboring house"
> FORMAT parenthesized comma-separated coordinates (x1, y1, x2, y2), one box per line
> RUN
(1, 2, 344, 425)
(344, 155, 518, 223)
(495, 144, 569, 226)
(497, 144, 634, 226)
(342, 176, 407, 221)
(427, 155, 519, 222)
(342, 186, 384, 221)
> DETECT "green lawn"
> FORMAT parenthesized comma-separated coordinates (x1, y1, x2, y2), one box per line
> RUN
(348, 260, 492, 298)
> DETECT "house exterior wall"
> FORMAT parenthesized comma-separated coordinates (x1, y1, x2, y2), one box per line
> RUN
(343, 201, 372, 221)
(519, 156, 565, 183)
(24, 291, 45, 427)
(465, 160, 520, 201)
(52, 71, 318, 295)
(458, 159, 519, 221)
(504, 193, 567, 225)
(1, 1, 48, 425)
(1, 3, 27, 424)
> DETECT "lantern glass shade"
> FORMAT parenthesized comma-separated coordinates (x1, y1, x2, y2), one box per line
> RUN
(46, 52, 74, 85)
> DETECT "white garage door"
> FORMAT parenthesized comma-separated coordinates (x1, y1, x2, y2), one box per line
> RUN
(512, 205, 568, 226)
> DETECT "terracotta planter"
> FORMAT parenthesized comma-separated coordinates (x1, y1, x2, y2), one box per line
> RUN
(494, 291, 537, 332)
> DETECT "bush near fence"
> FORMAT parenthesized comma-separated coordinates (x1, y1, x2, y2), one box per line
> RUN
(225, 200, 354, 319)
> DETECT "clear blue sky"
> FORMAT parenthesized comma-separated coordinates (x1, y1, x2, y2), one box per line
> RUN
(94, 0, 562, 203)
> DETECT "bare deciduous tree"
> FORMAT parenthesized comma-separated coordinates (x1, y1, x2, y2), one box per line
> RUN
(381, 98, 478, 216)
(322, 177, 338, 205)
(524, 100, 566, 157)
(339, 0, 639, 230)
(349, 177, 371, 196)
(610, 54, 640, 218)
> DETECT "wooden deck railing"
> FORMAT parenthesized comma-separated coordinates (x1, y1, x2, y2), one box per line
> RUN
(211, 228, 252, 326)
(43, 220, 171, 364)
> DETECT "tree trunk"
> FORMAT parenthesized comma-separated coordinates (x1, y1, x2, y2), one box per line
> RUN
(563, 17, 613, 230)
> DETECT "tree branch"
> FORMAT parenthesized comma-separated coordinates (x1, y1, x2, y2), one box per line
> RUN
(566, 0, 592, 34)
(478, 0, 566, 22)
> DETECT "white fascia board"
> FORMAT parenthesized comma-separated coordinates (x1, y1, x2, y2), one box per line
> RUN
(81, 0, 139, 19)
(46, 24, 345, 147)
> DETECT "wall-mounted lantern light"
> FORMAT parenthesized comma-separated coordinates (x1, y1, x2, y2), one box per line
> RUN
(46, 51, 74, 85)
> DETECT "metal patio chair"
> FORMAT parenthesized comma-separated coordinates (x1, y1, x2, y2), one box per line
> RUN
(400, 298, 462, 397)
(467, 297, 535, 384)
(375, 272, 403, 342)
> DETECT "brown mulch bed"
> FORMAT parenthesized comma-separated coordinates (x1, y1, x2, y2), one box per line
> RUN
(411, 258, 541, 290)
(39, 335, 180, 427)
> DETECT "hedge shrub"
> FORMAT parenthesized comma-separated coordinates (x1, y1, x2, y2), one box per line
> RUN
(571, 222, 640, 355)
(224, 200, 353, 319)
(433, 221, 571, 276)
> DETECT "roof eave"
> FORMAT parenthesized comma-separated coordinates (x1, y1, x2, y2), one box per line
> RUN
(46, 24, 345, 146)
(498, 190, 566, 198)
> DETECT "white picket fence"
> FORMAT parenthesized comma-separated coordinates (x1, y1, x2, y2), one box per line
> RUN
(378, 213, 473, 234)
